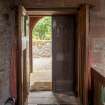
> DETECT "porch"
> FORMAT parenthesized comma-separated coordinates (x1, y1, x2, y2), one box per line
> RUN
(0, 0, 105, 105)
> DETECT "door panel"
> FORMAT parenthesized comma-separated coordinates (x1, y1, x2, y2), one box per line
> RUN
(52, 16, 75, 94)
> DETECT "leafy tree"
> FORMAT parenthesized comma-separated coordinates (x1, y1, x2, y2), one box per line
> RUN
(32, 16, 52, 40)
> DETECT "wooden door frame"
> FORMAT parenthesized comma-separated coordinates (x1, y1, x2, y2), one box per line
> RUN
(16, 6, 28, 105)
(15, 6, 22, 105)
(76, 5, 90, 105)
(28, 13, 78, 94)
(16, 4, 90, 105)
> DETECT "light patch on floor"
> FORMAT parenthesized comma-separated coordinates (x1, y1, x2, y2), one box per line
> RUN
(30, 70, 52, 91)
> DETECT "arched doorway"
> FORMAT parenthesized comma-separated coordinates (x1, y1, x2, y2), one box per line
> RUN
(30, 16, 52, 91)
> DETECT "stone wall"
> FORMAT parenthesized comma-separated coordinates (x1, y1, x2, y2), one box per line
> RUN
(0, 0, 16, 104)
(32, 41, 52, 58)
(90, 0, 105, 69)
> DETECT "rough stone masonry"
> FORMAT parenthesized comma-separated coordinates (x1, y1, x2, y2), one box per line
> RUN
(0, 0, 16, 104)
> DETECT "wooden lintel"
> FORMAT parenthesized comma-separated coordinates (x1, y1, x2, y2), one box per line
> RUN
(22, 0, 96, 10)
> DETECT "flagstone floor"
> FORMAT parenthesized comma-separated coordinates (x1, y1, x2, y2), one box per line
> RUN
(28, 91, 80, 105)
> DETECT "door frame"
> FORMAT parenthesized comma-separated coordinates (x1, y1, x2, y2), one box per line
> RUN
(15, 6, 28, 105)
(16, 4, 90, 105)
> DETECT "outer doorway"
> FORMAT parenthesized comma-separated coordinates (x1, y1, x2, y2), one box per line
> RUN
(29, 15, 76, 94)
(17, 7, 79, 105)
(16, 5, 90, 105)
(28, 14, 77, 105)
(30, 16, 52, 91)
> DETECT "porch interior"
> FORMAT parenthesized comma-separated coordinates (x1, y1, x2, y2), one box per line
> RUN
(1, 0, 105, 105)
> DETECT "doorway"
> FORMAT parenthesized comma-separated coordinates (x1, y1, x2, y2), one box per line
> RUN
(17, 7, 79, 104)
(16, 5, 90, 105)
(30, 16, 52, 92)
(28, 15, 77, 105)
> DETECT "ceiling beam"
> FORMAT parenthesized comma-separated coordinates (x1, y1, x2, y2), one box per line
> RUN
(22, 0, 96, 10)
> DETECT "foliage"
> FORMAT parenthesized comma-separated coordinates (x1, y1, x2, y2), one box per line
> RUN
(32, 16, 52, 40)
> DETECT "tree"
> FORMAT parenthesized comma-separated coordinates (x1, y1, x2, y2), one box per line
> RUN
(32, 16, 52, 40)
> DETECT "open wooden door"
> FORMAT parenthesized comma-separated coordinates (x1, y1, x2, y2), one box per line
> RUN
(52, 15, 76, 94)
(16, 6, 30, 105)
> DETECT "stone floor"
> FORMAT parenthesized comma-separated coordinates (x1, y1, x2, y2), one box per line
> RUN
(28, 91, 80, 105)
